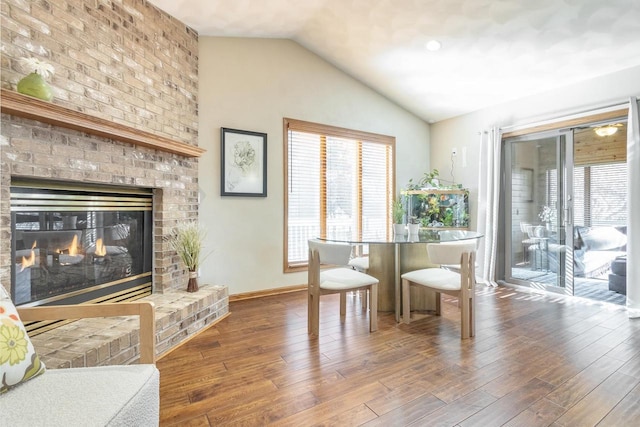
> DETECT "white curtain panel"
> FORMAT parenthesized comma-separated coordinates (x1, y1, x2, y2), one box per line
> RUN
(476, 128, 502, 286)
(627, 97, 640, 318)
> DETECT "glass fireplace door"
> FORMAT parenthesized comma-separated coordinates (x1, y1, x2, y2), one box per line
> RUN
(11, 182, 152, 307)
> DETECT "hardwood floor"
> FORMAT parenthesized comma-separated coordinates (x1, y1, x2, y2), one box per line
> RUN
(158, 285, 640, 426)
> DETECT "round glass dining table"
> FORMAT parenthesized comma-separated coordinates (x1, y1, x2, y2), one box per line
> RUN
(321, 229, 483, 322)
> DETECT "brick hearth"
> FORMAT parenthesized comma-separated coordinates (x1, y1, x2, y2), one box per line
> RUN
(30, 285, 229, 368)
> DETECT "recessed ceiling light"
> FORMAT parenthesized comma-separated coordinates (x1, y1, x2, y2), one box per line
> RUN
(426, 40, 441, 51)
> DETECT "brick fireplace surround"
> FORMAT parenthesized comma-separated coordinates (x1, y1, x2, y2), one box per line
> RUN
(1, 0, 228, 367)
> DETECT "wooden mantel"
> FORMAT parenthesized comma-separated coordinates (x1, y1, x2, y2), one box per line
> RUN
(0, 89, 205, 158)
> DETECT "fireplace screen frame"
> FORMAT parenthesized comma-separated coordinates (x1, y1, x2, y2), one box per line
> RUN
(10, 180, 153, 312)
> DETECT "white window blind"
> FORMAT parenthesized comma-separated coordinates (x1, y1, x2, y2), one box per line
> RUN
(361, 143, 391, 241)
(546, 163, 627, 227)
(285, 119, 394, 269)
(574, 163, 627, 227)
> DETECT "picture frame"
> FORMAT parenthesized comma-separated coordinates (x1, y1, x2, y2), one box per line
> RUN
(220, 127, 267, 197)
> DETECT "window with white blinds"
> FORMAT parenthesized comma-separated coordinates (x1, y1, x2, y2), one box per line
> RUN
(284, 118, 395, 270)
(574, 163, 627, 226)
(545, 162, 627, 227)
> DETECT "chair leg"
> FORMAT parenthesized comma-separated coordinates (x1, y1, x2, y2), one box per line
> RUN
(361, 290, 368, 311)
(369, 284, 378, 332)
(402, 279, 411, 324)
(340, 292, 346, 323)
(460, 251, 475, 339)
(460, 295, 470, 339)
(308, 292, 319, 336)
(434, 292, 441, 315)
(469, 294, 475, 338)
(307, 291, 311, 333)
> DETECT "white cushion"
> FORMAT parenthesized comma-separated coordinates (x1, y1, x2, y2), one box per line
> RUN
(401, 268, 461, 291)
(320, 268, 378, 291)
(580, 227, 626, 251)
(348, 256, 369, 271)
(1, 364, 159, 427)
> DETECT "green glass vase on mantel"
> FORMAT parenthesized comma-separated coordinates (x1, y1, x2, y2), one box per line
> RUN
(17, 72, 53, 102)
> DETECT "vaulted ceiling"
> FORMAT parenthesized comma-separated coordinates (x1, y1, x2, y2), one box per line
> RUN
(149, 0, 640, 123)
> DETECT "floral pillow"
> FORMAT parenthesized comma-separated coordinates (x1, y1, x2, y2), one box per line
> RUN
(0, 286, 46, 393)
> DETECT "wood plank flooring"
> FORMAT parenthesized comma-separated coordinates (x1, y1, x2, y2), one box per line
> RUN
(158, 286, 640, 426)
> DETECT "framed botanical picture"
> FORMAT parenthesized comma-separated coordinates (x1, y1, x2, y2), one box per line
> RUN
(220, 127, 267, 197)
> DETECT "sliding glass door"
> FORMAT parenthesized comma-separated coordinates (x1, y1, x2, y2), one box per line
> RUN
(505, 131, 574, 294)
(504, 119, 628, 304)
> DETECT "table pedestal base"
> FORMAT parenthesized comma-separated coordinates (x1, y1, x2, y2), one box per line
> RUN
(368, 243, 437, 319)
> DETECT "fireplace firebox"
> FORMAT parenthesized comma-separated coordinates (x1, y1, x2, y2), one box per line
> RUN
(10, 180, 153, 322)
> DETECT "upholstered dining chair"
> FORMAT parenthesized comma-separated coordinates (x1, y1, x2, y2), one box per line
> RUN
(401, 241, 477, 339)
(348, 254, 369, 272)
(308, 239, 378, 336)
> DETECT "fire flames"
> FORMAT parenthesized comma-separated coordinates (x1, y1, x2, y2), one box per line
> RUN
(20, 241, 37, 272)
(19, 235, 84, 271)
(95, 238, 106, 257)
(68, 235, 79, 256)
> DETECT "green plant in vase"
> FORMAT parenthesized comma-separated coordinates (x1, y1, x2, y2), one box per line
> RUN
(166, 221, 210, 292)
(407, 215, 421, 234)
(17, 57, 55, 101)
(392, 199, 406, 235)
(392, 200, 405, 224)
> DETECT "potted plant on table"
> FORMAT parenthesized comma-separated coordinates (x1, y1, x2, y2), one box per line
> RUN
(392, 199, 406, 235)
(167, 221, 208, 292)
(407, 216, 420, 235)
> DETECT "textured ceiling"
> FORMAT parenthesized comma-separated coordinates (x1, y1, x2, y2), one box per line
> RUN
(149, 0, 640, 122)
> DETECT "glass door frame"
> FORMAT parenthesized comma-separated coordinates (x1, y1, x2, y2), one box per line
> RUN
(503, 129, 575, 295)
